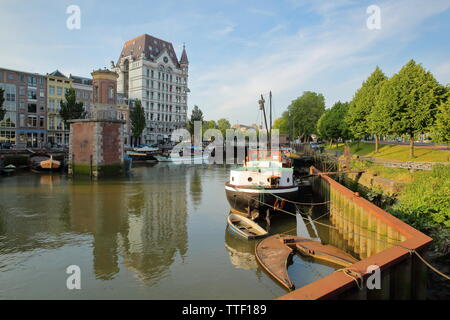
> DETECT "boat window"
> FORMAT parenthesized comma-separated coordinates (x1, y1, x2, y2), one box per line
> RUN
(287, 177, 290, 183)
(232, 177, 234, 182)
(248, 177, 252, 182)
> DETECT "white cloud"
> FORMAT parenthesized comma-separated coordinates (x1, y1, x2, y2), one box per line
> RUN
(190, 0, 450, 123)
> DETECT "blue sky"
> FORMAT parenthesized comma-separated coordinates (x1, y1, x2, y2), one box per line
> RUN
(1, 0, 449, 124)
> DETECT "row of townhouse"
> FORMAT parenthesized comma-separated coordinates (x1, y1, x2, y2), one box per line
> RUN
(0, 67, 132, 148)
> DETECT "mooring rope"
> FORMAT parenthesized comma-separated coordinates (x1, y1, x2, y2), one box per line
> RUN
(335, 268, 364, 290)
(228, 185, 450, 281)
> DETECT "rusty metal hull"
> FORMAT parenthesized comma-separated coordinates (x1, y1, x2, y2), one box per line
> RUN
(256, 234, 359, 290)
(255, 234, 295, 290)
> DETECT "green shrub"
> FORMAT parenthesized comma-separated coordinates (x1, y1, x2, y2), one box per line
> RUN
(389, 165, 450, 228)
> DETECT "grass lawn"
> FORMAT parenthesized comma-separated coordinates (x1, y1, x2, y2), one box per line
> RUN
(350, 160, 418, 183)
(327, 142, 450, 162)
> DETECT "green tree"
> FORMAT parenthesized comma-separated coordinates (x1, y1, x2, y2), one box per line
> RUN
(217, 118, 231, 137)
(187, 105, 204, 135)
(288, 91, 325, 142)
(130, 99, 146, 145)
(431, 90, 450, 144)
(374, 60, 446, 158)
(317, 101, 351, 145)
(347, 66, 387, 152)
(59, 88, 85, 127)
(272, 111, 290, 134)
(0, 88, 5, 122)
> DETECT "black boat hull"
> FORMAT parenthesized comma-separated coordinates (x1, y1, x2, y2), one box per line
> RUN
(225, 182, 299, 218)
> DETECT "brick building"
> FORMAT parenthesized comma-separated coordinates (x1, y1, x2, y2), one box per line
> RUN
(0, 67, 47, 148)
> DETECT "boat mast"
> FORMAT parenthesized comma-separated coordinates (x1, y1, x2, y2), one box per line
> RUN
(258, 94, 270, 150)
(269, 91, 272, 135)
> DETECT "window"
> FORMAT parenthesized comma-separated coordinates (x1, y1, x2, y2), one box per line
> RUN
(27, 103, 37, 113)
(28, 76, 37, 87)
(27, 89, 37, 100)
(48, 117, 55, 130)
(19, 86, 25, 96)
(49, 99, 55, 112)
(39, 117, 45, 128)
(5, 88, 15, 102)
(39, 77, 44, 85)
(49, 86, 55, 95)
(57, 87, 62, 96)
(108, 86, 114, 99)
(7, 74, 14, 81)
(0, 130, 15, 143)
(0, 112, 16, 128)
(27, 115, 37, 128)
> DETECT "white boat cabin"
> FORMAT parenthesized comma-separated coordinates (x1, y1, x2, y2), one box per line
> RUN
(229, 150, 295, 188)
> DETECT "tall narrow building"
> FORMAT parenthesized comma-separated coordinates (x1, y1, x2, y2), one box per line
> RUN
(113, 34, 189, 145)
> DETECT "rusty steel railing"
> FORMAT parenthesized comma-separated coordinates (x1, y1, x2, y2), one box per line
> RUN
(278, 166, 432, 300)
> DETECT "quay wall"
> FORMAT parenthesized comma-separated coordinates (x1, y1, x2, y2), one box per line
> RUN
(279, 166, 432, 300)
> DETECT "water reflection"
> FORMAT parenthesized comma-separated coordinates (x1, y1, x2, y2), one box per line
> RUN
(189, 167, 202, 208)
(67, 164, 189, 283)
(224, 230, 259, 270)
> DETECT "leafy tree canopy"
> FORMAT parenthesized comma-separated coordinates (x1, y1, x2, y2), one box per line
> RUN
(0, 88, 5, 122)
(217, 118, 231, 136)
(372, 60, 447, 157)
(317, 101, 351, 142)
(130, 99, 146, 140)
(347, 66, 387, 139)
(59, 88, 86, 127)
(288, 91, 325, 141)
(431, 92, 450, 144)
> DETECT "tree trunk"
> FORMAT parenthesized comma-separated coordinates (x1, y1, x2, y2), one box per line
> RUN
(329, 139, 333, 148)
(375, 135, 379, 153)
(410, 136, 415, 159)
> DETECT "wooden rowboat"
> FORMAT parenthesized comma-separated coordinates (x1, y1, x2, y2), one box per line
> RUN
(29, 153, 61, 172)
(40, 155, 61, 170)
(256, 234, 358, 290)
(227, 213, 268, 240)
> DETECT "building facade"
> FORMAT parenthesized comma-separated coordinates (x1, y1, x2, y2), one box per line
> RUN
(47, 70, 72, 146)
(70, 74, 93, 115)
(117, 93, 132, 146)
(113, 34, 189, 145)
(0, 67, 47, 148)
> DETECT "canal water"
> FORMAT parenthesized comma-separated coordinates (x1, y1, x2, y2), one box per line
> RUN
(0, 164, 346, 299)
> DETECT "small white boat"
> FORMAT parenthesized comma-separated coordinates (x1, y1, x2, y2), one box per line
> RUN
(133, 146, 159, 152)
(154, 154, 209, 163)
(227, 213, 268, 240)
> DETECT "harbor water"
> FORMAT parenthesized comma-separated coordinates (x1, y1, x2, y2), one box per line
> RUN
(0, 163, 349, 299)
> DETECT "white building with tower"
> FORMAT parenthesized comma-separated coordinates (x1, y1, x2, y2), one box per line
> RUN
(112, 34, 189, 145)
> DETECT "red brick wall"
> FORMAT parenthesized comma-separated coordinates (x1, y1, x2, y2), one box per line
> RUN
(71, 122, 95, 164)
(101, 122, 121, 164)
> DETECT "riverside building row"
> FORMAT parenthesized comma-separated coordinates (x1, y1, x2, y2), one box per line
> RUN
(0, 68, 133, 148)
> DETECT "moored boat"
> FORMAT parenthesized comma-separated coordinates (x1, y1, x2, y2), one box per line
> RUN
(225, 150, 299, 218)
(29, 153, 61, 172)
(1, 164, 16, 175)
(227, 213, 268, 240)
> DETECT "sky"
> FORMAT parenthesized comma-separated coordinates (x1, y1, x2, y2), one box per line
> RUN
(0, 0, 449, 125)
